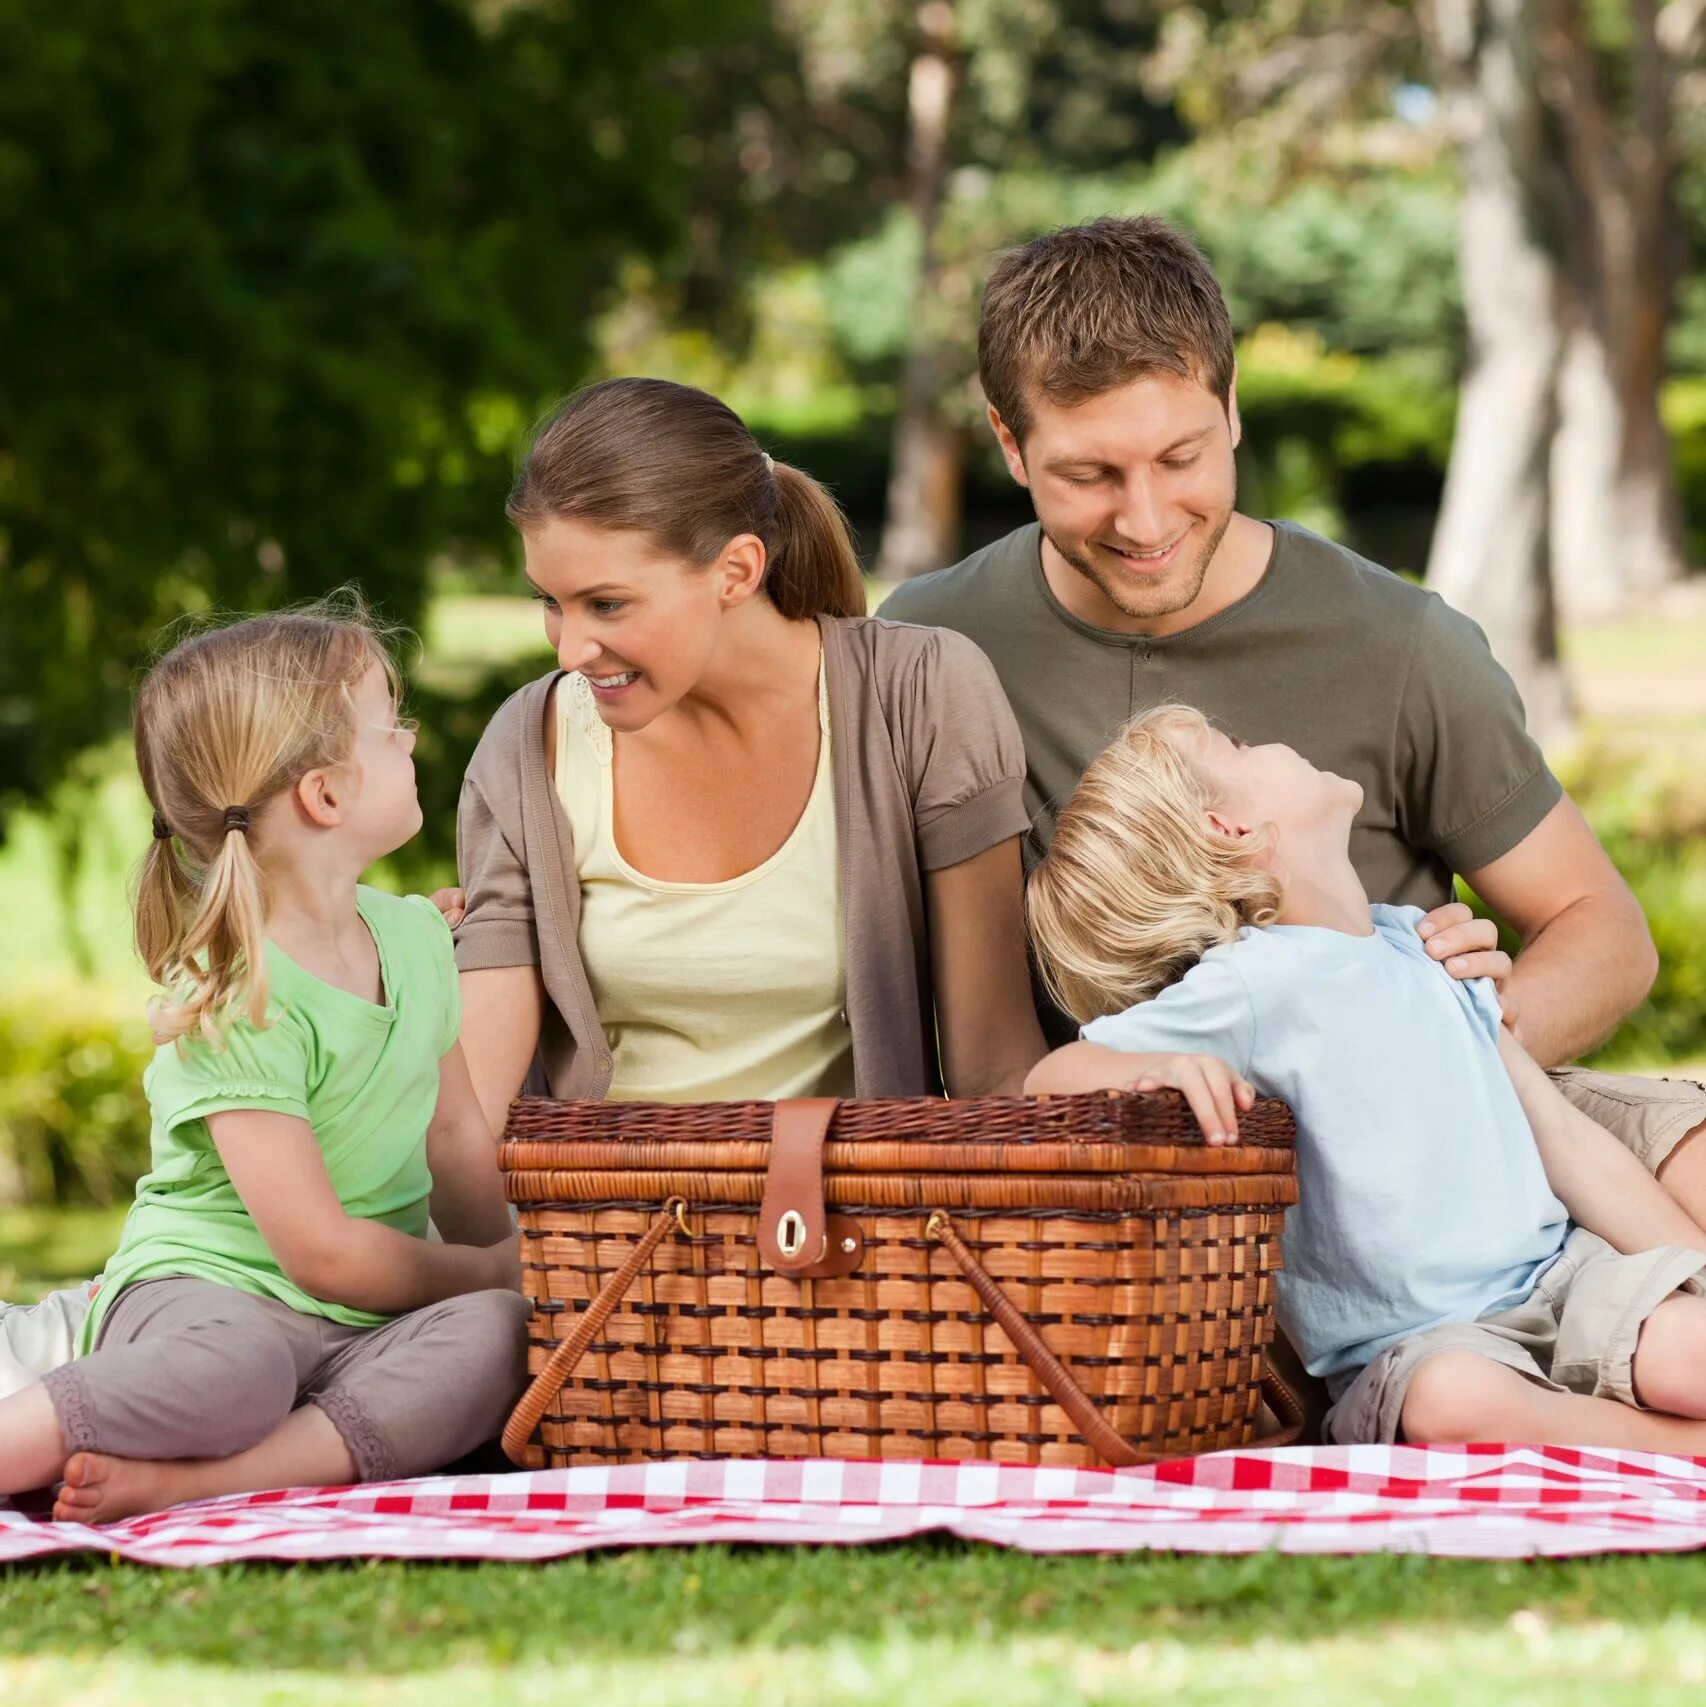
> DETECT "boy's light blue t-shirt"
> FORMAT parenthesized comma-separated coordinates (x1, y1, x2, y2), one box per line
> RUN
(1081, 904, 1568, 1387)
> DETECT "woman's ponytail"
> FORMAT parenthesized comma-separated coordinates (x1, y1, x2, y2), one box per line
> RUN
(508, 378, 868, 623)
(766, 461, 867, 621)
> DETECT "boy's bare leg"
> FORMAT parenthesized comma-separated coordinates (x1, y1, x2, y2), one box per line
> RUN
(52, 1403, 356, 1525)
(1656, 1120, 1706, 1228)
(1401, 1342, 1706, 1453)
(0, 1383, 74, 1496)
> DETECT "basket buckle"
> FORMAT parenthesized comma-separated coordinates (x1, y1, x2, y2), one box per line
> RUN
(776, 1209, 810, 1259)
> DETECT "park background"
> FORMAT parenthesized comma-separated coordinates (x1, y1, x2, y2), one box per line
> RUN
(4, 3, 1706, 1700)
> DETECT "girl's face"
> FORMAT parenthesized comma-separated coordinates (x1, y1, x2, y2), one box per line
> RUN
(522, 516, 753, 732)
(1190, 724, 1362, 853)
(338, 660, 423, 858)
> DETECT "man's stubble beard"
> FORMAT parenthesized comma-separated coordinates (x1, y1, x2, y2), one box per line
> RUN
(1035, 459, 1238, 623)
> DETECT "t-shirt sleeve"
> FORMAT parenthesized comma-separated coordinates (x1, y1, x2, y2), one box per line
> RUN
(407, 893, 464, 1057)
(146, 1012, 313, 1136)
(900, 627, 1032, 870)
(454, 693, 543, 973)
(1078, 955, 1258, 1079)
(1394, 594, 1563, 874)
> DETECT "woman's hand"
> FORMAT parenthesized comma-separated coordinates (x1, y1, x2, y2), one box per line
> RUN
(1416, 902, 1511, 996)
(1124, 1053, 1255, 1146)
(430, 887, 467, 929)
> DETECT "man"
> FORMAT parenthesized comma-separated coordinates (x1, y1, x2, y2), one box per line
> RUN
(882, 214, 1706, 1221)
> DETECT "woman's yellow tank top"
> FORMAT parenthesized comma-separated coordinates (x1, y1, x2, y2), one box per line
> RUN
(554, 654, 853, 1103)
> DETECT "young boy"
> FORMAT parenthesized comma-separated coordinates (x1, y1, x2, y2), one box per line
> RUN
(1023, 705, 1706, 1447)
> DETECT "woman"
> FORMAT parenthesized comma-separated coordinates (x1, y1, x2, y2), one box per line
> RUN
(442, 377, 1046, 1129)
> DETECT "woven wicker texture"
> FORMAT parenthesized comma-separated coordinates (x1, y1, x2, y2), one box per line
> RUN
(501, 1089, 1298, 1468)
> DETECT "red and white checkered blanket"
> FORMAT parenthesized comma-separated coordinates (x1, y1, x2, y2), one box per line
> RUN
(6, 1445, 1706, 1567)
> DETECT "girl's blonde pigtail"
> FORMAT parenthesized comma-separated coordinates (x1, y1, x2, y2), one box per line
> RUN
(150, 824, 272, 1046)
(133, 828, 198, 996)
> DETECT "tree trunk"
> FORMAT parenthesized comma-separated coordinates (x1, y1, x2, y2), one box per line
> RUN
(1425, 0, 1574, 742)
(877, 0, 965, 583)
(1541, 0, 1686, 620)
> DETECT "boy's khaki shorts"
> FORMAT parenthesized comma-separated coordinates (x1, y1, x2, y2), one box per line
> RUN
(1548, 1066, 1706, 1177)
(1323, 1227, 1706, 1445)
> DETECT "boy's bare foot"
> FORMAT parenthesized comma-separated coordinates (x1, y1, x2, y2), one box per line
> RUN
(51, 1452, 188, 1525)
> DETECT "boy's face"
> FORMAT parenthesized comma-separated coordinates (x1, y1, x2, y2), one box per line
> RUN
(1190, 725, 1363, 852)
(991, 371, 1240, 624)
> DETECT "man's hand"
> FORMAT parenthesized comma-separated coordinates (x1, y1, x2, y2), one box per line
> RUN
(430, 887, 467, 929)
(1124, 1053, 1255, 1146)
(1416, 901, 1511, 997)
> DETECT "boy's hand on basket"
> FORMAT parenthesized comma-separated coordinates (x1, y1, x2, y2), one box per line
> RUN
(1124, 1054, 1255, 1146)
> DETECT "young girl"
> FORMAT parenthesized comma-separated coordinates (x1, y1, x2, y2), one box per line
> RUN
(1023, 706, 1706, 1449)
(0, 604, 528, 1523)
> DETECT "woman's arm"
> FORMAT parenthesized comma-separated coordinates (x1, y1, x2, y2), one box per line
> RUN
(926, 838, 1048, 1096)
(426, 1041, 519, 1248)
(456, 964, 546, 1139)
(208, 1110, 514, 1313)
(1497, 1029, 1706, 1254)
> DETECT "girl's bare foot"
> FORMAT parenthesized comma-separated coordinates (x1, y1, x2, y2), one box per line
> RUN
(51, 1452, 188, 1525)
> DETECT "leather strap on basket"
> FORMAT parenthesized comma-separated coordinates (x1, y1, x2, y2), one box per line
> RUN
(501, 1202, 680, 1469)
(758, 1098, 858, 1278)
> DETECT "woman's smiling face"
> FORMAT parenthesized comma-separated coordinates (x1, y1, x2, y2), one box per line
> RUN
(521, 516, 740, 731)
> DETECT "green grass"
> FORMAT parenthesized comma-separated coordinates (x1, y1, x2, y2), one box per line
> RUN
(7, 1547, 1706, 1704)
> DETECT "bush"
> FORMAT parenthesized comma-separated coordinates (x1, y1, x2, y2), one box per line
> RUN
(0, 992, 152, 1208)
(1565, 736, 1706, 1070)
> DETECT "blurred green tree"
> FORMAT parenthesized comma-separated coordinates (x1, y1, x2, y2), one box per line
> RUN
(0, 0, 750, 833)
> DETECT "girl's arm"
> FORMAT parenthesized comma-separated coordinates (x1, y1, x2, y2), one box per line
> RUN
(426, 1040, 519, 1249)
(1497, 1029, 1706, 1254)
(208, 1110, 514, 1314)
(926, 838, 1048, 1097)
(455, 964, 546, 1139)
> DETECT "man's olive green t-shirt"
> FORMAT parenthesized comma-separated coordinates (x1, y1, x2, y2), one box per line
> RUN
(880, 520, 1561, 909)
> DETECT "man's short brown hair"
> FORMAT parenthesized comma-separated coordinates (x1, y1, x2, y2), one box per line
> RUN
(978, 215, 1236, 445)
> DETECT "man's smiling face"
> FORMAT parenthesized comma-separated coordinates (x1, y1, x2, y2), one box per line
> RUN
(993, 370, 1240, 625)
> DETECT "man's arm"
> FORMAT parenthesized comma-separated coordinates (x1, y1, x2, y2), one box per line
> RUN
(1464, 796, 1656, 1067)
(1497, 1029, 1704, 1254)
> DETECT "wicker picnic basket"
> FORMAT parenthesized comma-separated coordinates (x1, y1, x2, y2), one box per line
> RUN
(499, 1091, 1301, 1469)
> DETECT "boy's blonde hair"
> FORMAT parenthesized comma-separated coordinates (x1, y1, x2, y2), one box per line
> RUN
(1026, 705, 1283, 1023)
(133, 592, 403, 1047)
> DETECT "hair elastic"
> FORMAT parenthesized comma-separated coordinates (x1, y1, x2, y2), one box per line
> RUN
(222, 806, 251, 834)
(761, 451, 775, 473)
(151, 811, 172, 841)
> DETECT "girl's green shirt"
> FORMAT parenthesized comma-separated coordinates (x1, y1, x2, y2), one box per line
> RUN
(78, 887, 461, 1355)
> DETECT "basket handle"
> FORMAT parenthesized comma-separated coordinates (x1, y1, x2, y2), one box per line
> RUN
(926, 1211, 1304, 1460)
(501, 1200, 683, 1468)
